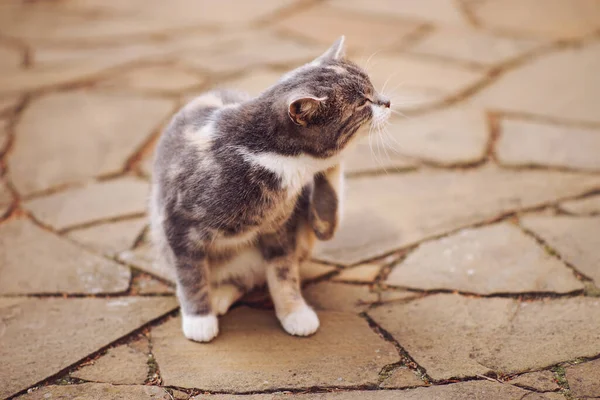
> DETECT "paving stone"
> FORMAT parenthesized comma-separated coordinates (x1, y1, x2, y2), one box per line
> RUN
(0, 44, 22, 69)
(98, 65, 205, 94)
(359, 54, 484, 110)
(344, 136, 418, 175)
(300, 261, 337, 282)
(559, 195, 600, 215)
(565, 359, 600, 399)
(330, 0, 466, 25)
(276, 4, 422, 52)
(380, 367, 427, 389)
(0, 218, 130, 295)
(369, 294, 600, 380)
(0, 296, 177, 399)
(15, 383, 173, 400)
(332, 263, 382, 283)
(410, 27, 543, 67)
(475, 42, 600, 124)
(133, 274, 174, 295)
(470, 0, 600, 39)
(386, 106, 489, 165)
(0, 95, 21, 116)
(0, 0, 295, 44)
(71, 337, 150, 384)
(152, 307, 398, 391)
(497, 119, 600, 171)
(511, 370, 559, 392)
(303, 282, 378, 313)
(315, 167, 600, 265)
(521, 216, 600, 286)
(119, 242, 176, 283)
(385, 223, 583, 294)
(25, 177, 148, 231)
(216, 69, 281, 97)
(192, 381, 536, 399)
(9, 91, 173, 195)
(67, 218, 147, 256)
(182, 31, 320, 75)
(378, 289, 421, 303)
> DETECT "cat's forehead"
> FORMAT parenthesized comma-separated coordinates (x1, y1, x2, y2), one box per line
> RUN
(287, 59, 372, 89)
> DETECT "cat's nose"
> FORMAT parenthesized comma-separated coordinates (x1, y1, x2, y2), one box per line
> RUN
(375, 95, 391, 108)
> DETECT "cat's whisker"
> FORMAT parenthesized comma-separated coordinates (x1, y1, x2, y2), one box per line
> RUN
(380, 73, 399, 98)
(363, 49, 384, 72)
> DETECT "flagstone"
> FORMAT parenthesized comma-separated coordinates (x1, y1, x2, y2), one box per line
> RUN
(0, 297, 177, 399)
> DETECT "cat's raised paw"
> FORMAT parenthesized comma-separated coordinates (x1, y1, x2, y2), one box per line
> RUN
(182, 314, 219, 342)
(280, 305, 320, 336)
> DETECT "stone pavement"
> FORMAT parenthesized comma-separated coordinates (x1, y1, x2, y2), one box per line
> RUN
(1, 0, 599, 399)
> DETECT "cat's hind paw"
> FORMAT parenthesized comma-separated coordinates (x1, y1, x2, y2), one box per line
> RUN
(279, 305, 320, 337)
(182, 314, 219, 342)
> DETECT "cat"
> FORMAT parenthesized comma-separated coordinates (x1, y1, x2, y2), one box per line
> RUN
(150, 36, 391, 342)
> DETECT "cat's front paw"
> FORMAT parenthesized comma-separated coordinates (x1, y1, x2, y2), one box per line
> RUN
(279, 305, 320, 337)
(181, 314, 219, 342)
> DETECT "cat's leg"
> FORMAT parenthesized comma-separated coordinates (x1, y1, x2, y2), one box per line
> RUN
(260, 208, 319, 337)
(164, 221, 218, 342)
(310, 163, 343, 240)
(211, 283, 244, 316)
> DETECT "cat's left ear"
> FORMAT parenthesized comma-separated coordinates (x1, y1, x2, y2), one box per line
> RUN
(313, 36, 346, 64)
(288, 95, 326, 127)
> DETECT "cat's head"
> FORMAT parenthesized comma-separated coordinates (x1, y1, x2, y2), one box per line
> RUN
(273, 36, 391, 158)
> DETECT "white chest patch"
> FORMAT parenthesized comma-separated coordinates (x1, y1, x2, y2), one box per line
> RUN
(239, 149, 339, 195)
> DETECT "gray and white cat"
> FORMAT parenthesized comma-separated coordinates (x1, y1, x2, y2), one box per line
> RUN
(150, 37, 391, 342)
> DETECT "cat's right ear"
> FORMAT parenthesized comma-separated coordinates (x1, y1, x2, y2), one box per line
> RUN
(313, 36, 346, 64)
(288, 95, 326, 127)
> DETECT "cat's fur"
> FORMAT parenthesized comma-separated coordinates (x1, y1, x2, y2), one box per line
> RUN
(150, 37, 391, 342)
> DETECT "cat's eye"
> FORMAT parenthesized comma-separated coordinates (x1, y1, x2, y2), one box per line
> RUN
(358, 97, 372, 108)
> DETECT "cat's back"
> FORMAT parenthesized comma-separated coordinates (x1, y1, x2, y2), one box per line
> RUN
(154, 89, 250, 173)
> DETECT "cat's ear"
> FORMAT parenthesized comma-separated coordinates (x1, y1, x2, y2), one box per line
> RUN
(313, 36, 346, 64)
(288, 95, 326, 126)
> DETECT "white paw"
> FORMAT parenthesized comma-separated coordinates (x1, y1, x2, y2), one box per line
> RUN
(279, 305, 320, 337)
(181, 314, 219, 342)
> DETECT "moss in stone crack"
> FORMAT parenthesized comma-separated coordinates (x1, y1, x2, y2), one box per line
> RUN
(147, 353, 160, 384)
(584, 282, 600, 297)
(378, 363, 401, 384)
(552, 365, 573, 400)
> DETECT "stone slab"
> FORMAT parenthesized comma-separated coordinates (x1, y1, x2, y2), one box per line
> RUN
(329, 0, 466, 25)
(9, 91, 173, 195)
(470, 0, 600, 39)
(565, 359, 600, 399)
(511, 370, 559, 392)
(119, 242, 176, 283)
(369, 294, 600, 380)
(410, 27, 543, 67)
(344, 136, 418, 175)
(0, 218, 131, 295)
(15, 383, 173, 400)
(192, 380, 538, 399)
(559, 195, 600, 215)
(497, 119, 600, 171)
(356, 54, 484, 110)
(300, 261, 337, 282)
(152, 307, 398, 391)
(25, 177, 149, 231)
(332, 263, 382, 283)
(380, 368, 427, 389)
(67, 218, 147, 256)
(71, 337, 150, 384)
(0, 297, 177, 399)
(387, 106, 489, 165)
(315, 167, 600, 265)
(303, 282, 378, 313)
(385, 223, 583, 294)
(475, 42, 600, 124)
(521, 216, 600, 286)
(98, 65, 205, 94)
(276, 4, 421, 52)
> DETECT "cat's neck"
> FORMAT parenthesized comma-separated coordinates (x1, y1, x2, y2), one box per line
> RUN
(222, 99, 341, 194)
